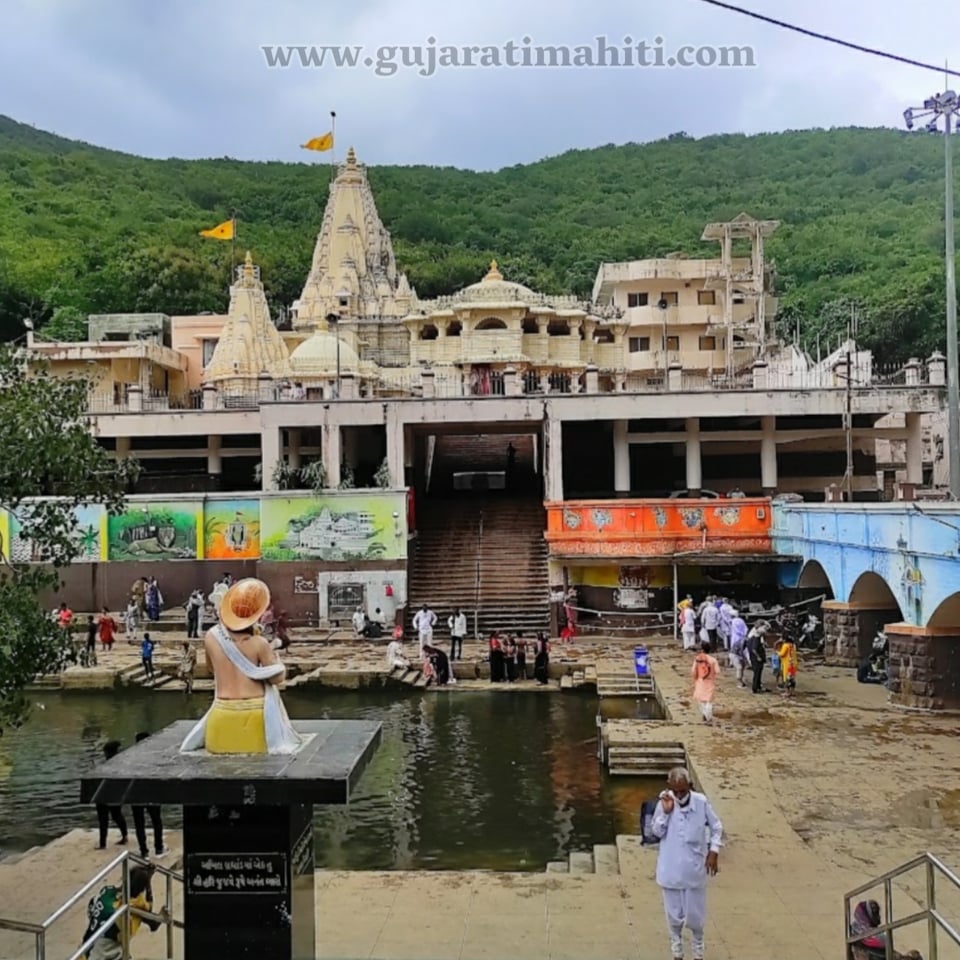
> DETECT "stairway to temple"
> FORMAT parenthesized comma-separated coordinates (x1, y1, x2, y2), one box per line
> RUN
(406, 494, 550, 638)
(428, 432, 538, 494)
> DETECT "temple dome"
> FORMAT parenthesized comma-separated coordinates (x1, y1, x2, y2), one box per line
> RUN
(289, 319, 359, 375)
(460, 260, 537, 300)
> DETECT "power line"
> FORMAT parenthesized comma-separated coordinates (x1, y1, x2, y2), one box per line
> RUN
(694, 0, 960, 79)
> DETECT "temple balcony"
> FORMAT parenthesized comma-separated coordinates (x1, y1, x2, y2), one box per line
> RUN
(545, 497, 773, 561)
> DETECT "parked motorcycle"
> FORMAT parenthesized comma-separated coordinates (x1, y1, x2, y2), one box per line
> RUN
(858, 629, 888, 684)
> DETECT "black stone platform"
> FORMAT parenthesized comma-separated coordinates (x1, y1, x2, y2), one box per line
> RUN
(81, 719, 381, 960)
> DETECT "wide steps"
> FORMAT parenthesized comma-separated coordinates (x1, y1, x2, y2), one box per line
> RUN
(592, 844, 621, 875)
(607, 742, 686, 777)
(568, 851, 594, 874)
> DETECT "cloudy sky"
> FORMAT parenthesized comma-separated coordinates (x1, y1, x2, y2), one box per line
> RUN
(1, 0, 955, 170)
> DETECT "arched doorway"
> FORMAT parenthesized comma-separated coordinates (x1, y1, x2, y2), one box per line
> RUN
(797, 560, 834, 595)
(927, 592, 960, 630)
(842, 571, 903, 663)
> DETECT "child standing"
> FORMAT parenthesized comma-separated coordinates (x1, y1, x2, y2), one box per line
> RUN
(141, 633, 156, 680)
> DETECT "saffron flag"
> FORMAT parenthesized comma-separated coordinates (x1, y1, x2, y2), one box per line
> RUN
(301, 132, 334, 152)
(199, 219, 234, 240)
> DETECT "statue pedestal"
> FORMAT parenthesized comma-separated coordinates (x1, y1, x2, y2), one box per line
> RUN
(81, 719, 381, 960)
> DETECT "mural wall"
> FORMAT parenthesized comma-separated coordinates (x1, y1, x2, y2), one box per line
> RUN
(107, 501, 202, 561)
(260, 492, 407, 562)
(4, 503, 106, 562)
(204, 499, 261, 560)
(0, 492, 409, 564)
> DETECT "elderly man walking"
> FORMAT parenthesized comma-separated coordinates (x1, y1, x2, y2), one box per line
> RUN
(651, 767, 723, 960)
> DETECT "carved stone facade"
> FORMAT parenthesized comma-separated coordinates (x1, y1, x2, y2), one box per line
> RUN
(292, 147, 415, 330)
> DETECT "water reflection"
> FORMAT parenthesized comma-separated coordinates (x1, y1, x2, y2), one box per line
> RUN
(0, 689, 664, 870)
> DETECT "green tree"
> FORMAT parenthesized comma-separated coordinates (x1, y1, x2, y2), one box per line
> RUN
(0, 347, 138, 732)
(42, 305, 87, 341)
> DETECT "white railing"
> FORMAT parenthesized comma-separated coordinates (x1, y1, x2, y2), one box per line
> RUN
(0, 850, 182, 960)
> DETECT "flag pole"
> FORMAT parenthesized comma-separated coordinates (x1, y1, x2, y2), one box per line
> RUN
(331, 110, 337, 183)
(231, 211, 237, 278)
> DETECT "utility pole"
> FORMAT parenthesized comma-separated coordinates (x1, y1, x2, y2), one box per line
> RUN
(904, 91, 960, 498)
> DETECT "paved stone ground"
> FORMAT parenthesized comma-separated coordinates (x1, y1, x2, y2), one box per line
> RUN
(9, 638, 960, 959)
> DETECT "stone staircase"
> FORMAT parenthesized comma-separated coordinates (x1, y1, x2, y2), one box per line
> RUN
(406, 495, 550, 638)
(606, 741, 687, 777)
(545, 838, 639, 875)
(117, 663, 176, 690)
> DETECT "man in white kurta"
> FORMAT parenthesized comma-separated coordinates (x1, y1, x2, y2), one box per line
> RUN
(651, 767, 723, 960)
(412, 604, 437, 653)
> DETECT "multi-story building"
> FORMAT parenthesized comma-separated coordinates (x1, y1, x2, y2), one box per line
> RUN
(21, 148, 945, 635)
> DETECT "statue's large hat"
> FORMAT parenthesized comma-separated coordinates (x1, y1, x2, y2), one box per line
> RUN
(219, 578, 271, 632)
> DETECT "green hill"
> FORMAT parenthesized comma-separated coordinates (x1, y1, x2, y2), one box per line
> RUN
(0, 115, 954, 360)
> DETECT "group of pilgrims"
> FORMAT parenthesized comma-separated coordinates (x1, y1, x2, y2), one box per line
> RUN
(487, 631, 550, 684)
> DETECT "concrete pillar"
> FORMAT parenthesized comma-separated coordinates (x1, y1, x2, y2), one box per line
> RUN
(928, 351, 946, 386)
(584, 364, 599, 394)
(339, 372, 357, 399)
(202, 383, 217, 410)
(258, 373, 274, 402)
(322, 423, 341, 489)
(906, 411, 923, 485)
(127, 384, 143, 413)
(761, 415, 777, 494)
(386, 410, 405, 488)
(752, 361, 768, 390)
(540, 372, 551, 394)
(287, 429, 301, 471)
(502, 366, 519, 396)
(261, 427, 282, 491)
(545, 418, 563, 501)
(116, 437, 131, 458)
(667, 362, 682, 392)
(905, 358, 922, 386)
(207, 435, 222, 475)
(613, 420, 630, 496)
(685, 417, 701, 494)
(421, 369, 435, 398)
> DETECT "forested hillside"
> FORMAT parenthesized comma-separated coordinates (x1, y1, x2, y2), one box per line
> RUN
(0, 115, 954, 360)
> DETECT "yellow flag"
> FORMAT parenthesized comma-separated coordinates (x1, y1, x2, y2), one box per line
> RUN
(301, 132, 334, 152)
(199, 218, 234, 241)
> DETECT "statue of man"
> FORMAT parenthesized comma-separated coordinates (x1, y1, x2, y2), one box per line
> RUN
(180, 578, 300, 755)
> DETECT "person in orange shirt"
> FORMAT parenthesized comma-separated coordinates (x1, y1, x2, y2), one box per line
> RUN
(691, 641, 720, 725)
(98, 607, 117, 651)
(777, 637, 798, 698)
(57, 602, 73, 628)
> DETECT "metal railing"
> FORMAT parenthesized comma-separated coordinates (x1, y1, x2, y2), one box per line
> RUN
(0, 850, 182, 960)
(844, 852, 960, 960)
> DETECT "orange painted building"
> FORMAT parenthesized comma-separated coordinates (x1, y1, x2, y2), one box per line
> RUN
(545, 498, 772, 559)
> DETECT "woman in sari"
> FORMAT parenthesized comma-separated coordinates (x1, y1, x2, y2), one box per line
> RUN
(850, 900, 923, 960)
(489, 633, 505, 683)
(145, 578, 162, 622)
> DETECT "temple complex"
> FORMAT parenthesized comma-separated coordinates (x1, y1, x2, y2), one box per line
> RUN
(21, 146, 955, 711)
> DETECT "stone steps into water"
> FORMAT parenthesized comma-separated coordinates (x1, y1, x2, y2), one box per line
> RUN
(568, 850, 594, 874)
(545, 860, 569, 873)
(592, 844, 621, 875)
(607, 743, 686, 777)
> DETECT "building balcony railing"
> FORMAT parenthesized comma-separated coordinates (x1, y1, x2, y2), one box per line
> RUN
(83, 355, 944, 413)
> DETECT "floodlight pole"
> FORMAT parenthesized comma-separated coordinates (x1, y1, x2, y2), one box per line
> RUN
(904, 92, 960, 498)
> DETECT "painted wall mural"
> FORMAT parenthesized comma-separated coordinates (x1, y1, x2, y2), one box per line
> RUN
(107, 501, 202, 561)
(203, 499, 261, 559)
(5, 503, 106, 563)
(260, 493, 406, 562)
